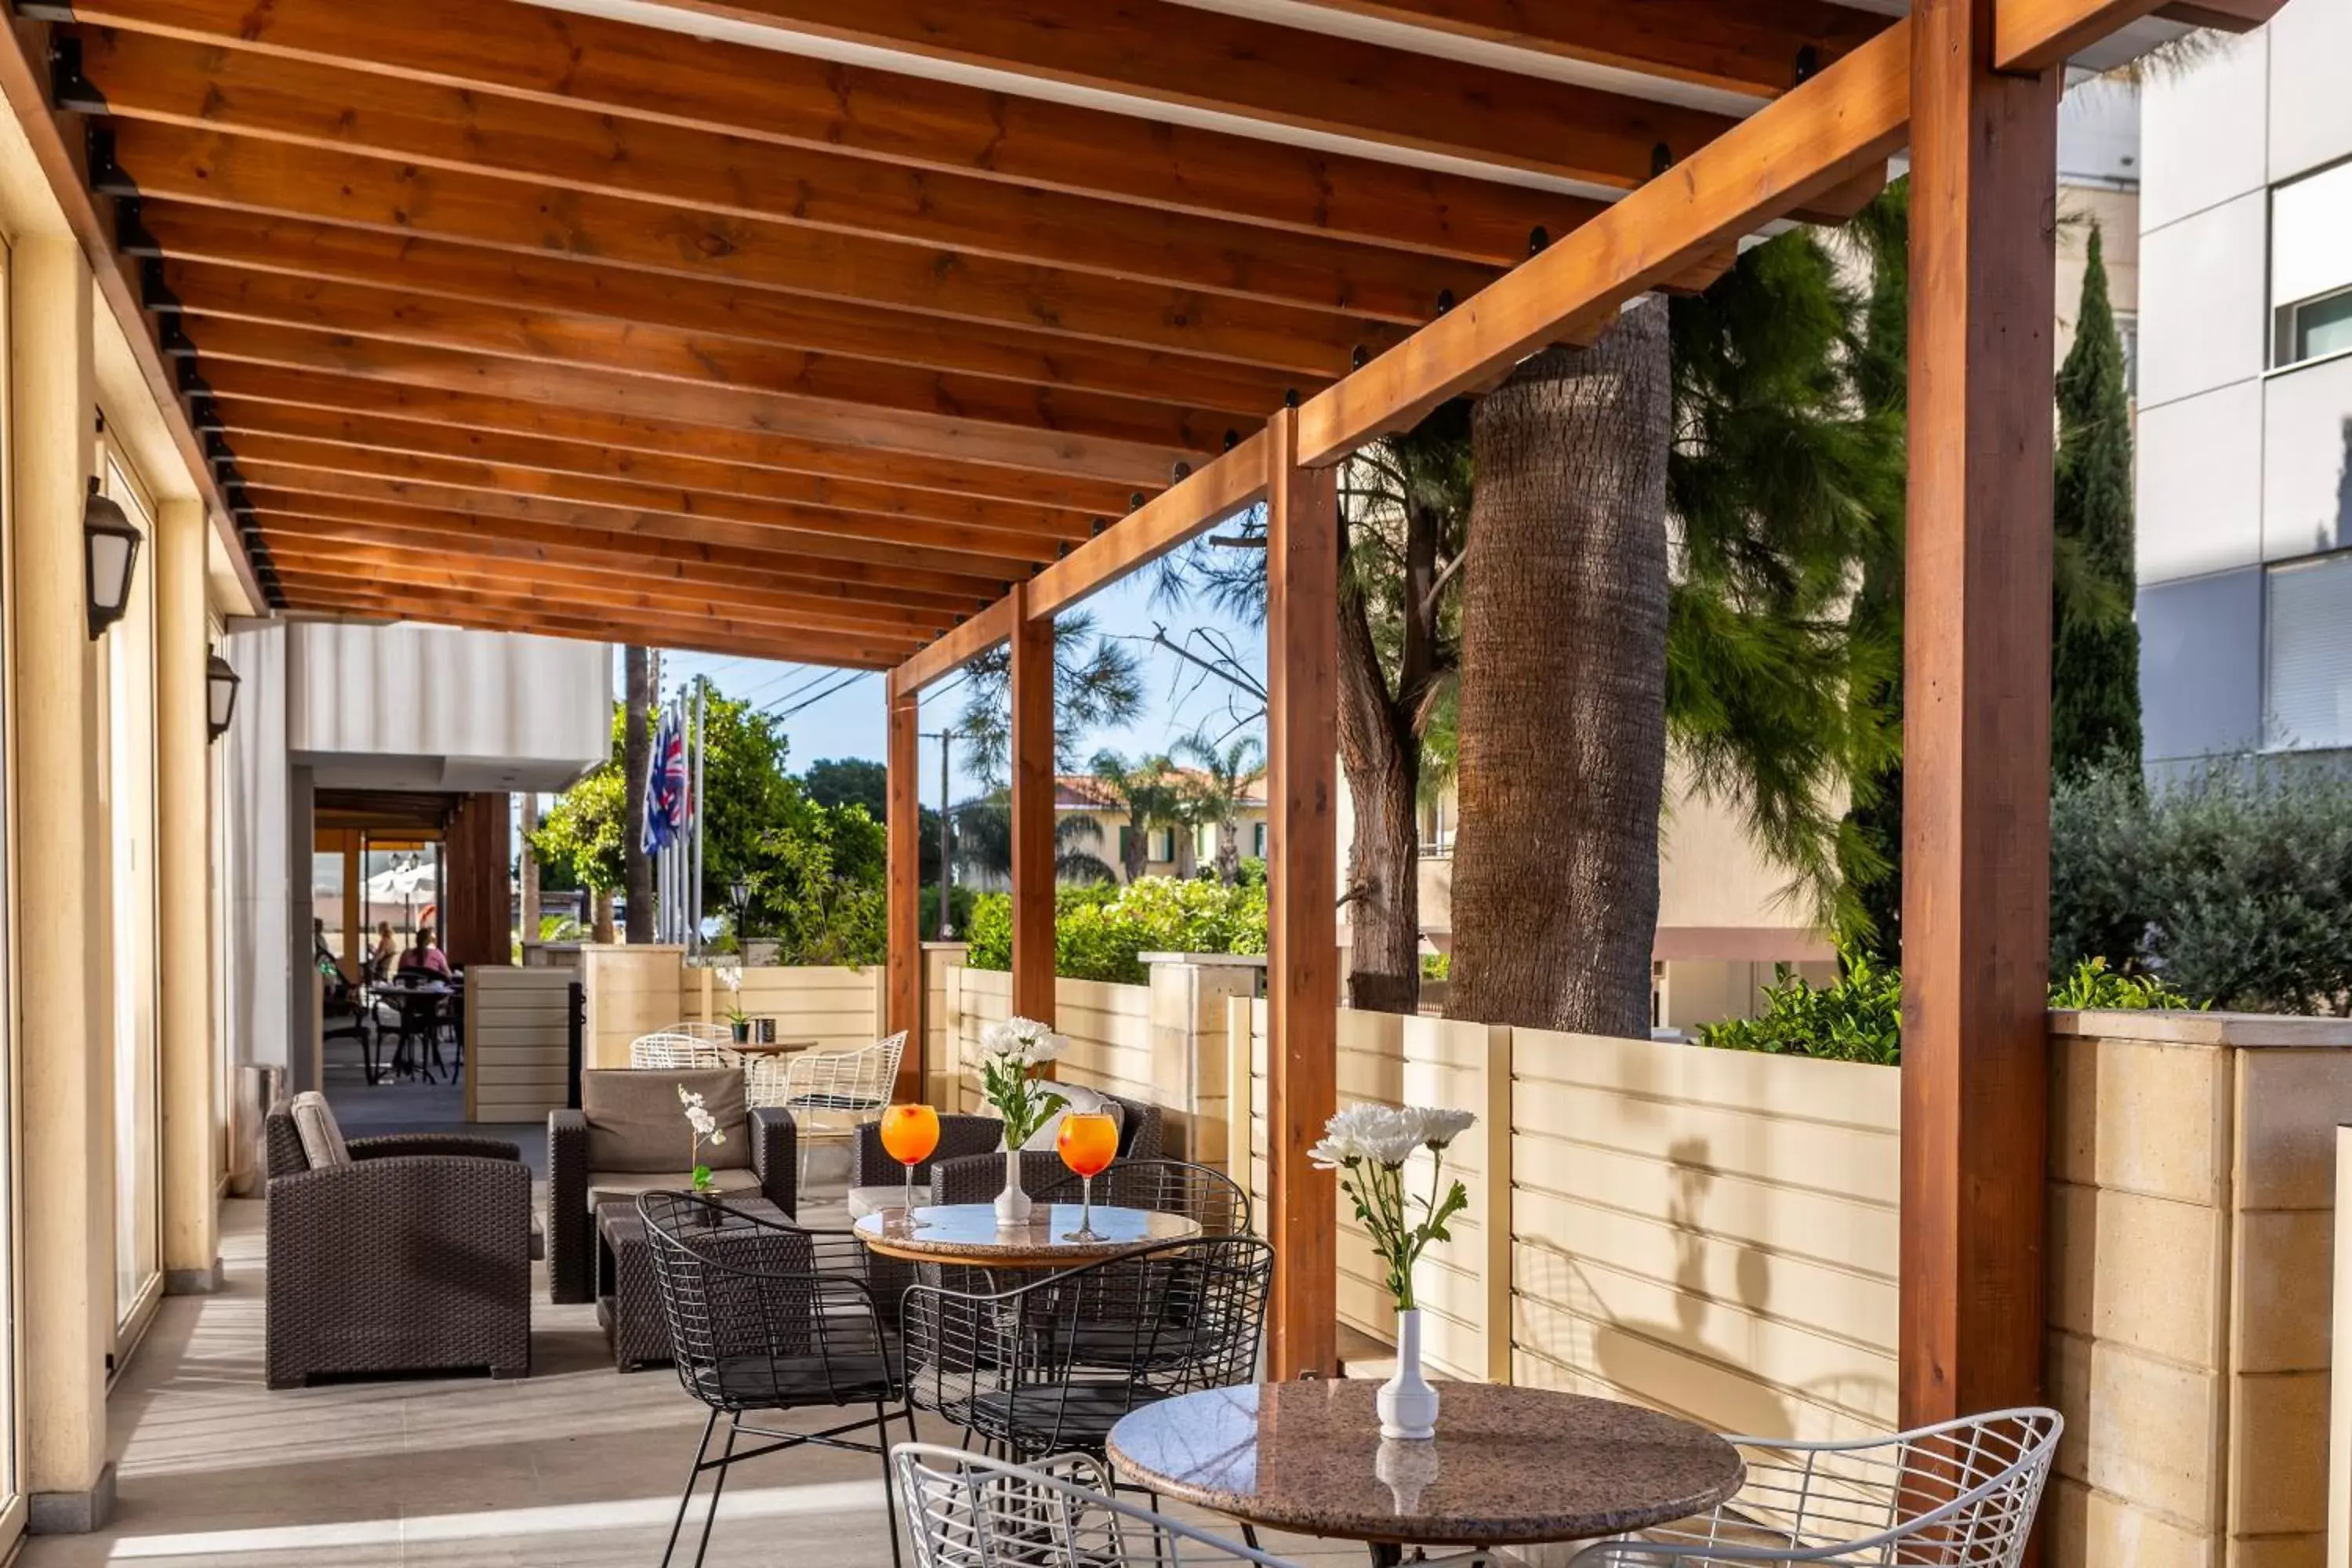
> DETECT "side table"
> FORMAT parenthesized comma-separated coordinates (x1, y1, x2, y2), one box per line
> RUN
(593, 1194, 787, 1370)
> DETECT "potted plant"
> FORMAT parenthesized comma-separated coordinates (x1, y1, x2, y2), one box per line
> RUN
(1312, 1103, 1475, 1440)
(716, 962, 750, 1044)
(974, 1016, 1067, 1223)
(677, 1084, 728, 1218)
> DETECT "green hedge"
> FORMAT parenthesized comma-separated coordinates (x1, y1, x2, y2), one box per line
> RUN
(964, 877, 1268, 985)
(1697, 954, 2198, 1065)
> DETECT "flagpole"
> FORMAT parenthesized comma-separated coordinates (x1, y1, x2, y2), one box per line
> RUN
(691, 676, 707, 961)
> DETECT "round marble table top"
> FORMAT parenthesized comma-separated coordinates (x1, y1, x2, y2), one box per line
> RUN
(851, 1203, 1200, 1266)
(1107, 1381, 1745, 1546)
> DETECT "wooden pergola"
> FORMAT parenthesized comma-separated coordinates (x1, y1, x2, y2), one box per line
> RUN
(2, 0, 2273, 1418)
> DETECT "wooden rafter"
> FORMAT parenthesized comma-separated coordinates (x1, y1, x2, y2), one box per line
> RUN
(104, 122, 1398, 379)
(45, 0, 1604, 263)
(140, 208, 1306, 415)
(73, 27, 1500, 323)
(1275, 0, 1888, 97)
(637, 0, 1735, 190)
(198, 368, 1152, 515)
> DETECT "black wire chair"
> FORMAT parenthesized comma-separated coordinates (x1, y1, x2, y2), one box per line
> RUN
(638, 1191, 919, 1568)
(902, 1235, 1274, 1465)
(1031, 1158, 1252, 1236)
(895, 1443, 1298, 1568)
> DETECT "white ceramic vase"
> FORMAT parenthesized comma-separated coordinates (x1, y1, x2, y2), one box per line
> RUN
(1377, 1308, 1441, 1440)
(994, 1146, 1033, 1225)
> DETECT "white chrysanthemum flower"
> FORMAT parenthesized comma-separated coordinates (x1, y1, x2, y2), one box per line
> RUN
(1403, 1107, 1477, 1151)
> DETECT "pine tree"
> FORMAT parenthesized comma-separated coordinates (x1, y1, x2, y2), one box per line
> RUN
(2051, 223, 2143, 779)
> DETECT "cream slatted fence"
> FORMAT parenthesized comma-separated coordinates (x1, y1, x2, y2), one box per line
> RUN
(938, 966, 1155, 1117)
(463, 967, 575, 1122)
(1508, 1029, 1899, 1442)
(680, 963, 885, 1053)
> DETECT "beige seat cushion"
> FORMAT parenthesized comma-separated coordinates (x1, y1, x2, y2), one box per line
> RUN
(581, 1068, 750, 1173)
(288, 1091, 350, 1168)
(586, 1167, 761, 1213)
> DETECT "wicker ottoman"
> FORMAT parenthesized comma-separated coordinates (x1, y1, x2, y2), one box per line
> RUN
(594, 1195, 787, 1370)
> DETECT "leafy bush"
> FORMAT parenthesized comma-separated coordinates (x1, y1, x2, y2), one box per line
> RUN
(964, 877, 1268, 984)
(1697, 949, 1904, 1064)
(2053, 757, 2352, 1014)
(1698, 953, 2201, 1065)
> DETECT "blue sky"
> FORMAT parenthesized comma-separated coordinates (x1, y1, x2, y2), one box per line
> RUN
(622, 568, 1266, 812)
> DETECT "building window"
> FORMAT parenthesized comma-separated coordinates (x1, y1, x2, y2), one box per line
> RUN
(2271, 160, 2352, 369)
(2264, 552, 2352, 751)
(2116, 310, 2139, 398)
(1253, 822, 1269, 858)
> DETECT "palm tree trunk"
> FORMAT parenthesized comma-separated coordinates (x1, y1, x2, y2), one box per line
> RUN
(1215, 820, 1240, 884)
(1122, 810, 1148, 883)
(622, 645, 655, 943)
(1338, 573, 1424, 1015)
(1448, 300, 1671, 1037)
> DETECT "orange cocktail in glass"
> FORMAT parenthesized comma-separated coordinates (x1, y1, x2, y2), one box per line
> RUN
(1055, 1111, 1119, 1240)
(879, 1103, 942, 1231)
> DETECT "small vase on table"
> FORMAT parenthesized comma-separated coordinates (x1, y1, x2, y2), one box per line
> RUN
(1311, 1102, 1477, 1443)
(974, 1015, 1067, 1228)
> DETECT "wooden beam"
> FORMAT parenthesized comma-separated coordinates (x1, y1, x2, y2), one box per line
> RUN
(53, 0, 1603, 265)
(1293, 20, 1911, 466)
(241, 485, 1012, 602)
(0, 11, 260, 608)
(886, 692, 922, 1098)
(1008, 583, 1056, 1025)
(252, 502, 992, 615)
(1899, 0, 2058, 1433)
(216, 425, 1092, 546)
(2153, 0, 2284, 27)
(143, 205, 1305, 417)
(173, 315, 1213, 485)
(264, 539, 953, 637)
(166, 262, 1279, 439)
(281, 576, 910, 665)
(890, 597, 1021, 703)
(199, 364, 1149, 515)
(234, 468, 1031, 583)
(78, 27, 1497, 325)
(107, 121, 1392, 379)
(1026, 432, 1272, 619)
(1274, 0, 1891, 97)
(256, 510, 978, 618)
(1994, 0, 2166, 71)
(226, 434, 1076, 564)
(209, 398, 1107, 536)
(647, 0, 1733, 191)
(1262, 406, 1339, 1382)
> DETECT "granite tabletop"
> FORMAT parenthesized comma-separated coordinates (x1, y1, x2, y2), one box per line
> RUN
(1107, 1381, 1744, 1545)
(851, 1202, 1200, 1265)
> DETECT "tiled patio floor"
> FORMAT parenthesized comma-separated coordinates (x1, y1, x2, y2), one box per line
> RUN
(22, 1192, 1368, 1566)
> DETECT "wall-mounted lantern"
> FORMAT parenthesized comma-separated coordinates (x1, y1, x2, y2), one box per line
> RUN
(84, 477, 142, 639)
(206, 650, 241, 742)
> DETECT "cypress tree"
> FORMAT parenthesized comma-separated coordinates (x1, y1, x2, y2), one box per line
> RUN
(2052, 223, 2143, 778)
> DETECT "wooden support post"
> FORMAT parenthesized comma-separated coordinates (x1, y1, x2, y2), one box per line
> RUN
(1009, 584, 1057, 1025)
(1264, 407, 1340, 1381)
(1900, 0, 2060, 1432)
(886, 690, 923, 1098)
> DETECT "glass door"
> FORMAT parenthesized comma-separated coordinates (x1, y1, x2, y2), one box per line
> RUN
(102, 452, 162, 1340)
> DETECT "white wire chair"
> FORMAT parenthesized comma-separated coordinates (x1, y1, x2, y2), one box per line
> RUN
(628, 1030, 744, 1071)
(894, 1443, 1297, 1568)
(771, 1032, 908, 1185)
(670, 1021, 737, 1045)
(1571, 1408, 2062, 1568)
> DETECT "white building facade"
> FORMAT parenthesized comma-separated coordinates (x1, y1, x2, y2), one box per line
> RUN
(2136, 0, 2352, 771)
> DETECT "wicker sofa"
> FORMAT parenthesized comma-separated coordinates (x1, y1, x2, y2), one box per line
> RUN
(546, 1067, 796, 1304)
(848, 1091, 1165, 1211)
(262, 1100, 532, 1389)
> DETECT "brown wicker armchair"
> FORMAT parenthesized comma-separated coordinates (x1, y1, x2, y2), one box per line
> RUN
(262, 1104, 532, 1389)
(844, 1112, 1002, 1219)
(929, 1093, 1165, 1207)
(548, 1068, 796, 1304)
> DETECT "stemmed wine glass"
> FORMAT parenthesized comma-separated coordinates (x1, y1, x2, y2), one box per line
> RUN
(878, 1102, 941, 1233)
(1054, 1111, 1119, 1241)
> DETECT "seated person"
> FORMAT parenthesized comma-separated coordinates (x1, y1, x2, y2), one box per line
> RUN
(395, 927, 452, 980)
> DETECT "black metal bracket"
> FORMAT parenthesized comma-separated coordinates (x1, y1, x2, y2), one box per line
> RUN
(13, 1, 82, 22)
(176, 358, 212, 396)
(189, 396, 223, 433)
(140, 256, 181, 312)
(48, 34, 103, 113)
(1651, 142, 1674, 178)
(158, 313, 195, 357)
(1794, 45, 1820, 85)
(86, 124, 134, 195)
(114, 195, 160, 256)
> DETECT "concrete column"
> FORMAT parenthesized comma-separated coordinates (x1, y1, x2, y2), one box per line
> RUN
(1143, 954, 1265, 1166)
(155, 495, 220, 1294)
(12, 235, 116, 1532)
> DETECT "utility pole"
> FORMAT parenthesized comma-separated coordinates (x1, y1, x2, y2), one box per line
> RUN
(622, 646, 654, 943)
(922, 728, 957, 939)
